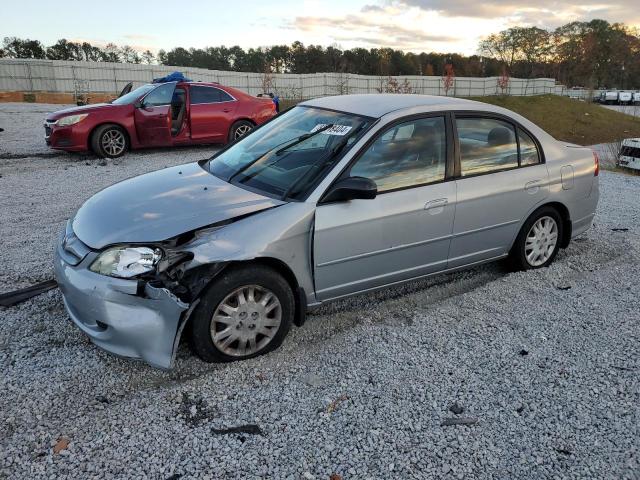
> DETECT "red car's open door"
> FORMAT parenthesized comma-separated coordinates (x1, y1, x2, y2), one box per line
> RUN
(134, 82, 176, 147)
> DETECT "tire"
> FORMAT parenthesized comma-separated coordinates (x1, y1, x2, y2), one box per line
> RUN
(90, 124, 128, 158)
(509, 206, 564, 271)
(228, 120, 254, 143)
(189, 265, 294, 363)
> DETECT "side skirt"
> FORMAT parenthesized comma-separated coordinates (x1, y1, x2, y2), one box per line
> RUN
(307, 254, 508, 309)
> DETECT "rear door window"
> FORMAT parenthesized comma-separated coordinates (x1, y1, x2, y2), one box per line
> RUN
(456, 118, 518, 176)
(190, 86, 235, 104)
(190, 86, 220, 104)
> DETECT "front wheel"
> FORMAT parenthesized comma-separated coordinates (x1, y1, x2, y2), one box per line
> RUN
(228, 120, 254, 143)
(90, 124, 128, 158)
(189, 265, 294, 362)
(509, 207, 563, 270)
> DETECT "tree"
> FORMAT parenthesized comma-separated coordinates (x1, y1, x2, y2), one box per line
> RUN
(80, 42, 104, 62)
(441, 63, 455, 95)
(103, 43, 120, 63)
(164, 47, 191, 67)
(156, 49, 167, 65)
(2, 22, 639, 90)
(479, 30, 521, 72)
(46, 39, 83, 60)
(2, 37, 46, 59)
(141, 50, 155, 64)
(119, 45, 140, 64)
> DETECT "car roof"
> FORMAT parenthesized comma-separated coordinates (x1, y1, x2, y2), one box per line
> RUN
(300, 94, 490, 118)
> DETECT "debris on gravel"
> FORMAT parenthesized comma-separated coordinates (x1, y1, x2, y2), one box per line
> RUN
(0, 102, 639, 479)
(440, 417, 479, 427)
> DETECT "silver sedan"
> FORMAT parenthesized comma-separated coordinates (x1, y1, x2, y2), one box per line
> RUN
(54, 94, 599, 368)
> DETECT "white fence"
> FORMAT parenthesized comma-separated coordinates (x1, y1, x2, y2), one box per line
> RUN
(0, 59, 567, 99)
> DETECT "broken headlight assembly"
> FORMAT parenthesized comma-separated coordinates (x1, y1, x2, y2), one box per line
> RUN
(89, 246, 162, 279)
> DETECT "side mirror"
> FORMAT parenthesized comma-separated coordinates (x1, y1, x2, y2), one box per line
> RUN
(322, 176, 377, 203)
(133, 99, 143, 109)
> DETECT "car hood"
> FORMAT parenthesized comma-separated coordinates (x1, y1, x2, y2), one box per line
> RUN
(73, 162, 285, 249)
(46, 103, 118, 121)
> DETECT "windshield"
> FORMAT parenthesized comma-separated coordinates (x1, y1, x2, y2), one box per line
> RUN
(208, 106, 371, 200)
(111, 84, 156, 105)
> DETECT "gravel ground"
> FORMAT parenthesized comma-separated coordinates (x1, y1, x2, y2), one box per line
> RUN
(1, 102, 639, 479)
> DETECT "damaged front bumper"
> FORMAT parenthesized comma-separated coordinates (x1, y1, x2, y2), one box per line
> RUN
(53, 235, 189, 369)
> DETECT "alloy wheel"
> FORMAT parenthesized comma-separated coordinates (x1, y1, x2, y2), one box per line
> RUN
(525, 216, 559, 267)
(101, 129, 126, 157)
(210, 285, 282, 357)
(234, 124, 252, 139)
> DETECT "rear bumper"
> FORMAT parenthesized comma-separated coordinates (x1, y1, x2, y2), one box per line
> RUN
(53, 236, 188, 369)
(572, 177, 599, 239)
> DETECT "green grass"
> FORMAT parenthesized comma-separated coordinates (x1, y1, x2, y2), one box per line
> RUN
(469, 95, 640, 146)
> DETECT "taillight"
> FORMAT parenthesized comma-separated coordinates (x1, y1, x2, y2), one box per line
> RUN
(593, 150, 599, 176)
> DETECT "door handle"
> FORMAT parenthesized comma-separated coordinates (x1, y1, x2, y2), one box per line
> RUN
(223, 108, 232, 113)
(424, 198, 448, 214)
(525, 179, 542, 194)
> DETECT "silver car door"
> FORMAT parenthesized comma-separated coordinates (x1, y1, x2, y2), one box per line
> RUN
(448, 116, 549, 268)
(313, 115, 456, 301)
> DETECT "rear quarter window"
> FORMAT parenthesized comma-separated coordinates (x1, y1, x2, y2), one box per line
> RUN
(518, 128, 540, 166)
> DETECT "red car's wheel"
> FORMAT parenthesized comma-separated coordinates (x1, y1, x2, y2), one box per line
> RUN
(90, 124, 129, 159)
(228, 120, 254, 143)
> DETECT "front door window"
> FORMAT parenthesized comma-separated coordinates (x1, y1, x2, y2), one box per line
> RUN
(349, 116, 447, 191)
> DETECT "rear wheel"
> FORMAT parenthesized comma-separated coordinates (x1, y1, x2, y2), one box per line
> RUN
(90, 124, 128, 158)
(509, 207, 563, 270)
(228, 120, 254, 143)
(189, 265, 294, 362)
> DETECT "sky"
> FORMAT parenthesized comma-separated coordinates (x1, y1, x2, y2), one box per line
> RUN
(3, 0, 639, 56)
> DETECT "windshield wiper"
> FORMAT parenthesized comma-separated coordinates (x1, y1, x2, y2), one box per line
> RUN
(274, 124, 333, 155)
(228, 124, 334, 183)
(281, 123, 366, 201)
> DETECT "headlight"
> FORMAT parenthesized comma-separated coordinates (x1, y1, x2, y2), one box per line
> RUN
(90, 246, 162, 278)
(57, 114, 89, 126)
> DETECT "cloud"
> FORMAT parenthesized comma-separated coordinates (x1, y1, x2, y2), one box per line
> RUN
(289, 4, 499, 53)
(400, 0, 640, 25)
(294, 14, 458, 45)
(123, 34, 158, 42)
(287, 1, 640, 55)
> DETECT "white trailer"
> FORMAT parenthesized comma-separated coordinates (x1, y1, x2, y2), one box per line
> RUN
(603, 91, 619, 104)
(619, 138, 640, 171)
(618, 91, 633, 105)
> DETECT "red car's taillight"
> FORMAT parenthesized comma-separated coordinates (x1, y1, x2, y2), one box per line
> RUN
(593, 150, 599, 176)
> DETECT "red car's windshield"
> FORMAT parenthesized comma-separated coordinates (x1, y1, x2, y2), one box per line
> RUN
(111, 84, 156, 105)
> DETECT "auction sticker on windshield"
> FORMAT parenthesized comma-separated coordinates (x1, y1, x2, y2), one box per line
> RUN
(310, 124, 353, 136)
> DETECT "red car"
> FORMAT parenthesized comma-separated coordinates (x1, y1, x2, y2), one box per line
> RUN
(44, 82, 277, 158)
